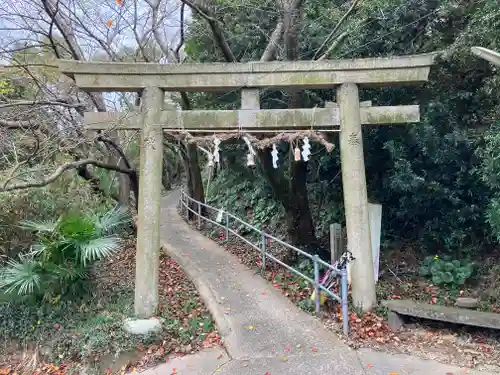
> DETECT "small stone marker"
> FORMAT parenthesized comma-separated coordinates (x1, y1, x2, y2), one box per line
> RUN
(123, 317, 164, 335)
(455, 297, 478, 309)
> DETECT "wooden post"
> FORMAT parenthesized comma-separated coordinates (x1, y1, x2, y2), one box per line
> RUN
(134, 86, 164, 318)
(330, 223, 342, 264)
(368, 202, 383, 283)
(338, 83, 376, 311)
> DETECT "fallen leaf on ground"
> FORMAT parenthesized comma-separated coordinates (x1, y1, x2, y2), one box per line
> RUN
(312, 348, 318, 353)
(217, 354, 223, 359)
(366, 364, 373, 368)
(248, 325, 255, 331)
(285, 345, 291, 351)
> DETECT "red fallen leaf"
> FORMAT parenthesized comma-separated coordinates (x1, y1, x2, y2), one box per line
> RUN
(366, 364, 373, 369)
(285, 345, 291, 351)
(391, 295, 401, 300)
(217, 354, 223, 359)
(261, 292, 267, 295)
(312, 348, 318, 353)
(106, 369, 111, 375)
(54, 323, 60, 329)
(265, 373, 271, 375)
(171, 369, 177, 375)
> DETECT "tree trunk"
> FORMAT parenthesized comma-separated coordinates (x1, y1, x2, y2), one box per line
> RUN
(287, 160, 315, 246)
(180, 142, 206, 219)
(162, 151, 172, 191)
(187, 143, 206, 216)
(118, 172, 131, 207)
(257, 149, 327, 260)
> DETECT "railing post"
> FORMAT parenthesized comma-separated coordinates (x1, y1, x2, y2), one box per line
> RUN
(225, 212, 229, 241)
(260, 233, 266, 271)
(314, 255, 320, 314)
(197, 202, 201, 229)
(180, 191, 184, 218)
(341, 267, 349, 336)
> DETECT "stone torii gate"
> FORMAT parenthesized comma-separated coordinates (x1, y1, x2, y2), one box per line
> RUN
(57, 53, 436, 316)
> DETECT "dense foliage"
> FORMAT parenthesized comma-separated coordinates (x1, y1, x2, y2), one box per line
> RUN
(185, 0, 500, 255)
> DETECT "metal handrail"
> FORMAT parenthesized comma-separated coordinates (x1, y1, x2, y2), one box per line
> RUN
(179, 189, 349, 336)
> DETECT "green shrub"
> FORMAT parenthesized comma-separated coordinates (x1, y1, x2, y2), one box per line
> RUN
(0, 207, 131, 301)
(0, 175, 110, 261)
(419, 255, 474, 288)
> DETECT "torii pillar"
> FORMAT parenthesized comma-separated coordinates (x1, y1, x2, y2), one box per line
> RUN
(337, 84, 376, 310)
(134, 87, 164, 317)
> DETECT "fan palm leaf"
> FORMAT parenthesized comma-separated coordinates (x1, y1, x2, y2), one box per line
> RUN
(78, 235, 122, 267)
(18, 218, 59, 233)
(92, 206, 131, 236)
(0, 258, 43, 296)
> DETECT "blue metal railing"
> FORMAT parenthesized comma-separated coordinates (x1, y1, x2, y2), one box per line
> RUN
(179, 190, 349, 336)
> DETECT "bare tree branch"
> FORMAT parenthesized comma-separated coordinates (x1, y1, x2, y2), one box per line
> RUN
(313, 0, 361, 60)
(175, 3, 186, 59)
(1, 159, 134, 192)
(0, 118, 37, 129)
(317, 30, 350, 61)
(260, 21, 284, 62)
(0, 100, 86, 110)
(181, 0, 236, 62)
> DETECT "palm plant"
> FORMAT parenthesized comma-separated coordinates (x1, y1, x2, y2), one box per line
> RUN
(0, 206, 131, 300)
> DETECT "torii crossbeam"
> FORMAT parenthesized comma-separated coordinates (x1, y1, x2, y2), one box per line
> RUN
(471, 46, 500, 67)
(58, 52, 437, 316)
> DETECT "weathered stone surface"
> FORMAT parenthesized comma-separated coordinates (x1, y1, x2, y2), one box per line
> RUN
(471, 46, 500, 67)
(123, 318, 163, 335)
(387, 310, 406, 331)
(338, 83, 376, 311)
(385, 299, 500, 330)
(455, 297, 479, 309)
(134, 87, 164, 318)
(84, 105, 420, 131)
(57, 53, 437, 92)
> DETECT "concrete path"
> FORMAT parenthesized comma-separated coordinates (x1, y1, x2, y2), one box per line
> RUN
(153, 190, 493, 375)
